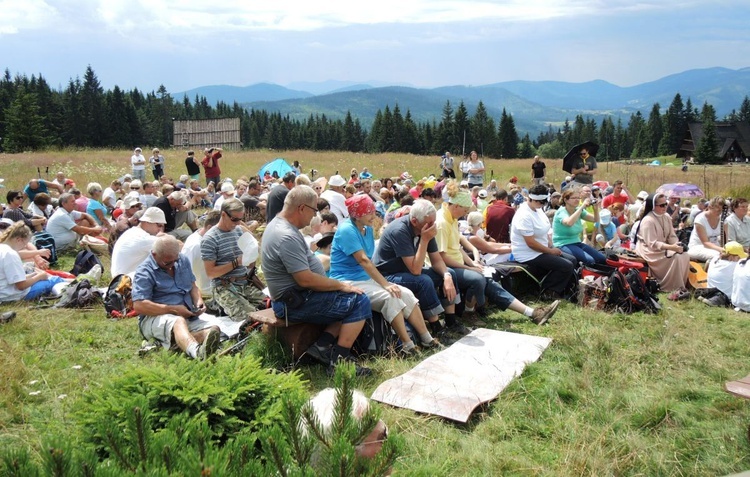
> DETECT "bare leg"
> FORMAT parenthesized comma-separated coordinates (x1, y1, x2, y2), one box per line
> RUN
(507, 299, 528, 315)
(388, 312, 413, 346)
(336, 321, 366, 348)
(405, 306, 429, 335)
(172, 318, 199, 354)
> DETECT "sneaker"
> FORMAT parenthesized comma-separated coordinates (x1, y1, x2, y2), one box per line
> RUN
(304, 342, 332, 365)
(0, 311, 16, 324)
(531, 300, 560, 325)
(197, 328, 221, 360)
(700, 293, 730, 307)
(668, 288, 691, 301)
(420, 338, 446, 350)
(445, 322, 472, 336)
(434, 331, 457, 346)
(78, 265, 102, 284)
(326, 354, 372, 377)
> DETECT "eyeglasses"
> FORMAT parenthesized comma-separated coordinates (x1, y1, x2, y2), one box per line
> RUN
(655, 203, 668, 208)
(224, 211, 243, 222)
(302, 204, 318, 213)
(13, 197, 23, 201)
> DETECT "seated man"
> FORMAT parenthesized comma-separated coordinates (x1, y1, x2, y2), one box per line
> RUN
(132, 235, 221, 360)
(372, 199, 461, 337)
(24, 178, 63, 203)
(202, 199, 265, 321)
(153, 191, 196, 242)
(261, 185, 372, 376)
(111, 207, 167, 277)
(183, 210, 222, 297)
(46, 193, 103, 251)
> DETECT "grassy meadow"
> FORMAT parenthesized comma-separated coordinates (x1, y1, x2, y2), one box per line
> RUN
(2, 149, 750, 475)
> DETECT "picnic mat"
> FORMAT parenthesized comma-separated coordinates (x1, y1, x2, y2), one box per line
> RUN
(371, 328, 552, 422)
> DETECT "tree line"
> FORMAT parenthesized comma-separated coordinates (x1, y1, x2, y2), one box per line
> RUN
(2, 66, 749, 164)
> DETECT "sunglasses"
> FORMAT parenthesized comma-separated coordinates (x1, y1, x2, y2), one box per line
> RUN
(224, 211, 243, 222)
(131, 187, 140, 190)
(655, 203, 668, 208)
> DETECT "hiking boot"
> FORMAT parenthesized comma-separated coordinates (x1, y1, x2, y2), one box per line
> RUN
(531, 300, 560, 325)
(700, 292, 730, 308)
(304, 342, 332, 365)
(420, 338, 446, 350)
(445, 322, 472, 336)
(397, 344, 420, 358)
(668, 288, 691, 301)
(0, 311, 16, 324)
(197, 328, 221, 360)
(326, 354, 372, 377)
(434, 331, 457, 346)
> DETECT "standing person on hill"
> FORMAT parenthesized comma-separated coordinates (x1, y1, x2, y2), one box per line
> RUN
(467, 151, 485, 188)
(440, 151, 456, 179)
(568, 146, 596, 189)
(184, 150, 201, 181)
(131, 147, 147, 182)
(530, 155, 546, 186)
(201, 147, 222, 187)
(150, 148, 165, 181)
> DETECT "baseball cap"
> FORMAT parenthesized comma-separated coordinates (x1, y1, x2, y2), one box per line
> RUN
(637, 190, 649, 200)
(724, 241, 748, 259)
(140, 207, 167, 224)
(221, 182, 235, 194)
(328, 175, 346, 187)
(478, 189, 488, 198)
(599, 209, 612, 225)
(122, 195, 142, 209)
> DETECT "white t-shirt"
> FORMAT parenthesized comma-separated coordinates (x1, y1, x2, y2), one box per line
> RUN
(28, 203, 53, 218)
(510, 202, 551, 262)
(102, 187, 118, 209)
(689, 212, 721, 248)
(707, 256, 736, 297)
(320, 190, 349, 223)
(46, 208, 82, 250)
(182, 230, 211, 295)
(131, 154, 147, 171)
(110, 226, 157, 277)
(732, 259, 750, 312)
(0, 244, 30, 302)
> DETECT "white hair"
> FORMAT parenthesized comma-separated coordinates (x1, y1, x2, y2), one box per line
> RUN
(302, 388, 370, 436)
(409, 199, 437, 223)
(467, 211, 484, 227)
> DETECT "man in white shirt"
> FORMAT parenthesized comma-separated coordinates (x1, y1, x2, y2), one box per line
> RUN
(46, 193, 103, 251)
(181, 210, 221, 296)
(139, 181, 159, 207)
(320, 175, 349, 222)
(110, 207, 167, 277)
(102, 179, 122, 212)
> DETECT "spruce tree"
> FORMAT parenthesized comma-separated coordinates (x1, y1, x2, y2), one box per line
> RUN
(696, 102, 720, 164)
(4, 87, 47, 152)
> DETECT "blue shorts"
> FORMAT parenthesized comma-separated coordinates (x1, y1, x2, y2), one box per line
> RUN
(272, 289, 371, 325)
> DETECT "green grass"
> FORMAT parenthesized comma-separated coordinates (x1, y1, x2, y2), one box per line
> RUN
(2, 150, 750, 475)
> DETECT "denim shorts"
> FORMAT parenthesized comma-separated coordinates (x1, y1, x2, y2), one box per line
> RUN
(271, 289, 371, 325)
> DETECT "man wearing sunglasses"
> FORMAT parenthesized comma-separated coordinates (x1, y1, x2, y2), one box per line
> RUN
(202, 198, 265, 322)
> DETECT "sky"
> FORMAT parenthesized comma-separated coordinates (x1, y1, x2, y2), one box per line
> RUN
(1, 0, 749, 95)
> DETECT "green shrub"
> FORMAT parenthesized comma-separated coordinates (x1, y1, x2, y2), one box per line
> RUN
(76, 352, 308, 456)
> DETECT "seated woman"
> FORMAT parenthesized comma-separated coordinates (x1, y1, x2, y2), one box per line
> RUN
(0, 222, 64, 303)
(725, 197, 750, 252)
(330, 195, 441, 353)
(687, 196, 724, 263)
(464, 212, 511, 265)
(552, 189, 606, 266)
(85, 182, 114, 234)
(634, 193, 689, 292)
(510, 184, 578, 299)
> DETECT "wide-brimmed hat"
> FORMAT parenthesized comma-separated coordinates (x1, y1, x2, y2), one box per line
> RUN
(140, 207, 167, 224)
(315, 232, 335, 249)
(328, 175, 346, 187)
(121, 195, 142, 210)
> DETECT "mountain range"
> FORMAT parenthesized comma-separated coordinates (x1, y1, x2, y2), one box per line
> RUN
(176, 67, 750, 135)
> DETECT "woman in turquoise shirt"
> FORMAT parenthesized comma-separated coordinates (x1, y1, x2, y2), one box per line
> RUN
(552, 189, 606, 265)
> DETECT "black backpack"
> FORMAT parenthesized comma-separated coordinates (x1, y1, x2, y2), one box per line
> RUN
(606, 269, 652, 314)
(33, 231, 58, 266)
(69, 250, 102, 276)
(624, 268, 661, 313)
(104, 274, 135, 318)
(53, 279, 102, 308)
(352, 312, 394, 356)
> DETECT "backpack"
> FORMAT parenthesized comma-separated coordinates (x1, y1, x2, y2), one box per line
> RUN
(606, 269, 654, 314)
(104, 274, 136, 318)
(53, 279, 102, 308)
(70, 250, 103, 276)
(352, 312, 394, 356)
(624, 268, 661, 313)
(33, 231, 58, 266)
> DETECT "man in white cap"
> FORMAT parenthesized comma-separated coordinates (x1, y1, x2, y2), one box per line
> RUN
(629, 190, 649, 220)
(114, 194, 143, 233)
(131, 147, 147, 182)
(111, 207, 167, 277)
(213, 181, 236, 211)
(320, 175, 349, 222)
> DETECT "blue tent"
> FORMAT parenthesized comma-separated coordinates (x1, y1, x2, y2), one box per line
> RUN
(258, 158, 293, 182)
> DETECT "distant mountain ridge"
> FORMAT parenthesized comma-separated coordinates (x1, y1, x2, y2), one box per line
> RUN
(175, 67, 750, 134)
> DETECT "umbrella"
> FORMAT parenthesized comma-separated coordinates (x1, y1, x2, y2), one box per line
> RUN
(593, 180, 610, 189)
(562, 141, 599, 173)
(655, 183, 704, 198)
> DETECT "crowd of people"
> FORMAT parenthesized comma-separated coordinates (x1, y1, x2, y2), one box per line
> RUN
(2, 146, 750, 366)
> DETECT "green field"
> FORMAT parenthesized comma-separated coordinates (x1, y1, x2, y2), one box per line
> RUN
(2, 149, 750, 475)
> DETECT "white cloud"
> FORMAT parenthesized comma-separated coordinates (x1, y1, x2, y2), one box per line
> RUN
(0, 0, 713, 36)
